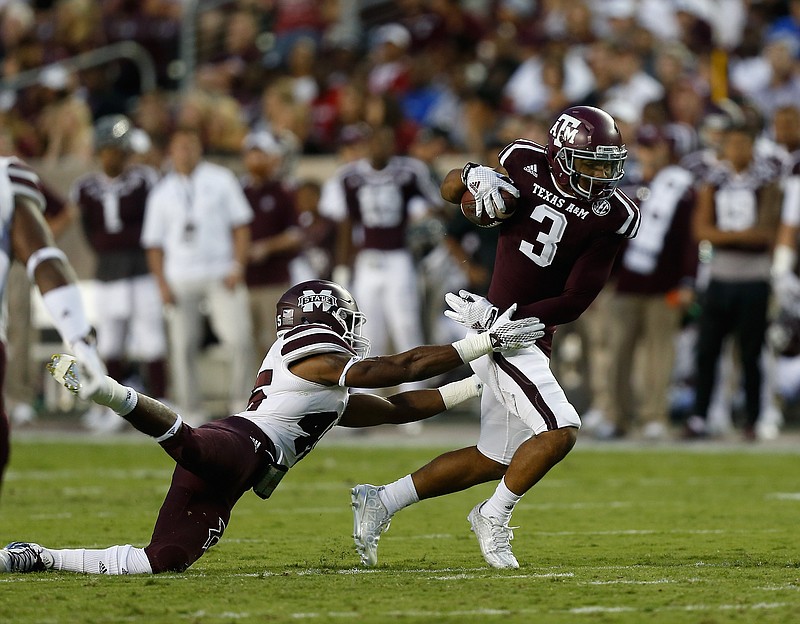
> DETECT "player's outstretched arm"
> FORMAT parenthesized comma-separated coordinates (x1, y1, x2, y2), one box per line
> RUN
(339, 375, 482, 428)
(290, 305, 543, 388)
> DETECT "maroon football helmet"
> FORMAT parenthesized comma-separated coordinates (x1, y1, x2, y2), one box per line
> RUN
(546, 106, 627, 201)
(276, 280, 369, 356)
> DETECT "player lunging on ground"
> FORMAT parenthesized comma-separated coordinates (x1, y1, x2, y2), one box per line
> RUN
(0, 279, 543, 574)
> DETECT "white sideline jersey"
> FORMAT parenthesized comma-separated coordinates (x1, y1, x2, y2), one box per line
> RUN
(237, 323, 358, 469)
(0, 157, 46, 338)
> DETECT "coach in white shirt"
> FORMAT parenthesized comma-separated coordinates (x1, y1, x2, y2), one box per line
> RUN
(142, 126, 254, 421)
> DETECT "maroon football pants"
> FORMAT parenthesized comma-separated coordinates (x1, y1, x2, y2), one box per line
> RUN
(144, 416, 276, 573)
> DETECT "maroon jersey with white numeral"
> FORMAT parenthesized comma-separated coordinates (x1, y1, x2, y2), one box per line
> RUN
(491, 140, 640, 354)
(70, 165, 158, 281)
(337, 156, 442, 250)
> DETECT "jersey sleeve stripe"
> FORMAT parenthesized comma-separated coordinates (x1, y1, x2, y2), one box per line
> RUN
(281, 325, 355, 357)
(615, 193, 641, 239)
(8, 160, 46, 210)
(498, 140, 545, 168)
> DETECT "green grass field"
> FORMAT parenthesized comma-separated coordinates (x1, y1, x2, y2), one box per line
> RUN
(2, 431, 799, 624)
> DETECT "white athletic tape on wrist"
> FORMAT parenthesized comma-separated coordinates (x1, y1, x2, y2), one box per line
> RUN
(155, 414, 183, 443)
(438, 375, 482, 410)
(26, 246, 68, 281)
(452, 332, 493, 363)
(116, 386, 138, 416)
(41, 284, 93, 345)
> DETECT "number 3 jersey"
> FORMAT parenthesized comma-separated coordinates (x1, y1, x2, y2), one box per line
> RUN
(489, 140, 640, 355)
(235, 323, 358, 469)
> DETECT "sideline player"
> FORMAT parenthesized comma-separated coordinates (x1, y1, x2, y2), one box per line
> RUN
(0, 156, 106, 498)
(70, 115, 167, 431)
(351, 106, 640, 569)
(0, 279, 543, 574)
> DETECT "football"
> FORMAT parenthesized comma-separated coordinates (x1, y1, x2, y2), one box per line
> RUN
(460, 188, 517, 228)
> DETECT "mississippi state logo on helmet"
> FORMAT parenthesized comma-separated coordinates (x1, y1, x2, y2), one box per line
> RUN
(546, 106, 627, 201)
(276, 280, 369, 356)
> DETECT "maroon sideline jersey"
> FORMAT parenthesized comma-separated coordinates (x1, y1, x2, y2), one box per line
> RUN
(491, 140, 640, 354)
(338, 156, 442, 250)
(615, 165, 697, 295)
(70, 165, 158, 281)
(243, 177, 298, 287)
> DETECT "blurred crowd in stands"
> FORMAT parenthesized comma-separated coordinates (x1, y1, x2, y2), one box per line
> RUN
(3, 0, 800, 440)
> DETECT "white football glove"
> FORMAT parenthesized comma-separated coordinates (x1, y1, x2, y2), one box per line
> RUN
(461, 163, 520, 219)
(486, 304, 545, 351)
(70, 336, 108, 401)
(444, 289, 498, 330)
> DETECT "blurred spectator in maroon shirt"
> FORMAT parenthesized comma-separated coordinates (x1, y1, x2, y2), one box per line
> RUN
(602, 124, 697, 440)
(289, 178, 336, 284)
(241, 130, 302, 354)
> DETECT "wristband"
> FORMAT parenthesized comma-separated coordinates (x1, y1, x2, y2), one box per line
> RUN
(26, 246, 69, 281)
(460, 162, 480, 186)
(155, 414, 183, 442)
(452, 332, 493, 363)
(92, 377, 138, 416)
(438, 375, 482, 410)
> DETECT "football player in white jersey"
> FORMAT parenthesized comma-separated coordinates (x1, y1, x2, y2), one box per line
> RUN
(0, 279, 544, 574)
(0, 157, 106, 501)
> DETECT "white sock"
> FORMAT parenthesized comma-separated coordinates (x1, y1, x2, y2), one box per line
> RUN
(92, 377, 138, 416)
(377, 475, 419, 516)
(49, 545, 153, 574)
(480, 477, 522, 525)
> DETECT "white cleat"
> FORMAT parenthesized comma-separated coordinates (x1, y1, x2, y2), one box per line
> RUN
(467, 502, 519, 569)
(351, 484, 392, 567)
(0, 542, 54, 573)
(47, 353, 82, 395)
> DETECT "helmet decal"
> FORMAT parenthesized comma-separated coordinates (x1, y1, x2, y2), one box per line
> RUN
(298, 290, 337, 312)
(276, 280, 370, 357)
(549, 113, 583, 148)
(546, 106, 627, 201)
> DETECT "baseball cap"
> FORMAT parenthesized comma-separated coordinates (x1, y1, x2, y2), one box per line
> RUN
(243, 131, 284, 155)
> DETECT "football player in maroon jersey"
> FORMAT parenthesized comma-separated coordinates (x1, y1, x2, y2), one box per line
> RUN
(0, 280, 544, 574)
(352, 106, 641, 569)
(70, 115, 167, 431)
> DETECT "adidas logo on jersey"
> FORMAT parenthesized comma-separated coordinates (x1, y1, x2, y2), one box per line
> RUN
(524, 164, 538, 176)
(250, 436, 261, 453)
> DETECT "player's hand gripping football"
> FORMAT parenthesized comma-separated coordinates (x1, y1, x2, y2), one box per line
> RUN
(444, 289, 498, 330)
(486, 304, 545, 351)
(461, 163, 520, 219)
